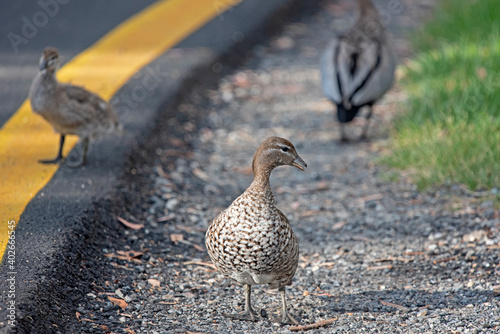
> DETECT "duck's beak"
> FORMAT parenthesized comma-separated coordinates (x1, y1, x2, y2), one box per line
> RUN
(292, 156, 307, 171)
(39, 60, 48, 70)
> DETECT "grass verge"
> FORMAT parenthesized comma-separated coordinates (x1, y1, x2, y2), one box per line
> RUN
(382, 0, 500, 191)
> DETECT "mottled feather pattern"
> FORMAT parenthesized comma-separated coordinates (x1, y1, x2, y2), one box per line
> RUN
(206, 185, 299, 288)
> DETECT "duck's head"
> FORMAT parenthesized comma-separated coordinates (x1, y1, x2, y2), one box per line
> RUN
(252, 136, 307, 174)
(39, 47, 60, 72)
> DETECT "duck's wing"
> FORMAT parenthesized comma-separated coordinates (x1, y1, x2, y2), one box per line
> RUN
(352, 38, 397, 108)
(63, 84, 109, 113)
(336, 37, 382, 107)
(320, 38, 343, 105)
(273, 209, 299, 285)
(62, 84, 120, 134)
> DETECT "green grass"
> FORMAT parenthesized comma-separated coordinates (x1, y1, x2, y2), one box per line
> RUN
(382, 0, 500, 191)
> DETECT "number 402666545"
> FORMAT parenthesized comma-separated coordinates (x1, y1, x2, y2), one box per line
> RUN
(7, 220, 16, 270)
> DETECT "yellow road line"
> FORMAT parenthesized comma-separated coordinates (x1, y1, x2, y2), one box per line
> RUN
(0, 0, 242, 260)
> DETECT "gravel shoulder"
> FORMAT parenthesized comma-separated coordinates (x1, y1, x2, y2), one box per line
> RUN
(72, 0, 500, 333)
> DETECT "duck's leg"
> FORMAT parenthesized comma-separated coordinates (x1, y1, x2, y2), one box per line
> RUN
(223, 284, 257, 322)
(39, 134, 65, 164)
(66, 137, 89, 168)
(340, 123, 349, 142)
(360, 105, 374, 140)
(277, 286, 299, 325)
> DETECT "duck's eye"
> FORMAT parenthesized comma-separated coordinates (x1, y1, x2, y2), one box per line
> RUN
(281, 146, 289, 152)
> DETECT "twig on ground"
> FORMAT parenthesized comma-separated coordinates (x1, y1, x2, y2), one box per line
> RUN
(433, 256, 457, 265)
(289, 318, 338, 331)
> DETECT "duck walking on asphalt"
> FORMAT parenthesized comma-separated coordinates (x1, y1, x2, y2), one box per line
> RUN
(320, 0, 397, 141)
(205, 136, 307, 325)
(29, 47, 122, 167)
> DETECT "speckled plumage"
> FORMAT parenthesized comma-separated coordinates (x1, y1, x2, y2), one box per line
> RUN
(205, 136, 306, 324)
(207, 180, 299, 288)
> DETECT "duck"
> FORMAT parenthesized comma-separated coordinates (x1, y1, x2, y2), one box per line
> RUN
(320, 0, 397, 141)
(205, 136, 307, 324)
(29, 46, 121, 167)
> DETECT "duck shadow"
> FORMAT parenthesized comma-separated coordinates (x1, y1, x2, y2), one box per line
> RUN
(313, 288, 497, 314)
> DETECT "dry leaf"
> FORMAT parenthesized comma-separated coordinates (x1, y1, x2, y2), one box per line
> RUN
(433, 256, 457, 265)
(81, 318, 95, 323)
(75, 311, 81, 321)
(290, 317, 338, 331)
(300, 210, 321, 217)
(332, 221, 346, 230)
(380, 300, 408, 310)
(320, 262, 336, 268)
(184, 261, 217, 270)
(361, 194, 384, 203)
(157, 215, 175, 222)
(404, 251, 423, 256)
(106, 250, 145, 262)
(193, 168, 210, 181)
(169, 138, 186, 147)
(124, 327, 136, 334)
(183, 292, 196, 299)
(462, 230, 487, 243)
(367, 264, 392, 270)
(148, 278, 161, 287)
(170, 234, 184, 244)
(108, 296, 128, 310)
(116, 216, 144, 230)
(192, 243, 204, 252)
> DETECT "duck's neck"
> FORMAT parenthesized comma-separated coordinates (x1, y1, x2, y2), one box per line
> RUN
(353, 0, 385, 40)
(247, 166, 275, 203)
(39, 69, 58, 85)
(358, 0, 377, 16)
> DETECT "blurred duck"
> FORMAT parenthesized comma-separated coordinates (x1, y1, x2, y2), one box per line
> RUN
(29, 47, 121, 167)
(320, 0, 396, 141)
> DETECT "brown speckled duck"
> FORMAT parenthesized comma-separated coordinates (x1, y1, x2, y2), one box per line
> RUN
(205, 136, 307, 324)
(320, 0, 397, 141)
(29, 47, 121, 167)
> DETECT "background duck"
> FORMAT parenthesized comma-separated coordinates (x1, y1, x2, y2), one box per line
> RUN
(320, 0, 397, 141)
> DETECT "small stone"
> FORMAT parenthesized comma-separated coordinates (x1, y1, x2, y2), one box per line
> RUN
(417, 309, 428, 317)
(115, 289, 124, 299)
(166, 198, 180, 210)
